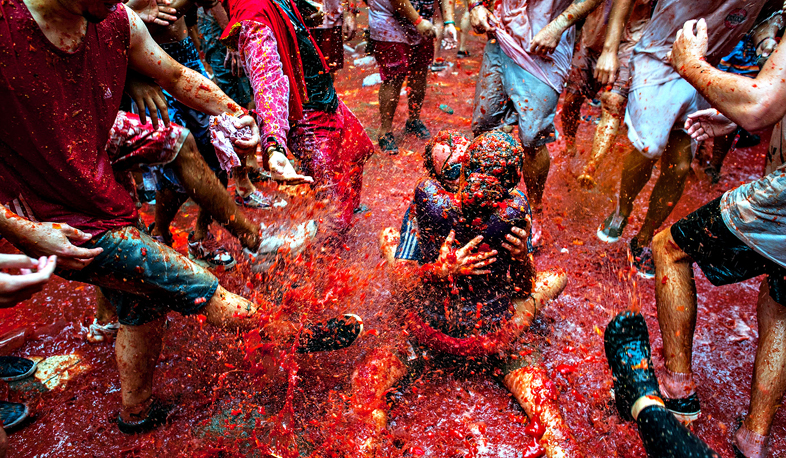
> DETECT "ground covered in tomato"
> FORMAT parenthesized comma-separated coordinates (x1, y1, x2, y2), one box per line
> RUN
(0, 23, 781, 458)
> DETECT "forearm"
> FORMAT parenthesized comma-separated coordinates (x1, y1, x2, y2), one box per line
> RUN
(440, 0, 455, 24)
(390, 0, 420, 24)
(602, 0, 634, 54)
(550, 0, 605, 33)
(161, 66, 245, 116)
(0, 207, 35, 250)
(210, 3, 230, 29)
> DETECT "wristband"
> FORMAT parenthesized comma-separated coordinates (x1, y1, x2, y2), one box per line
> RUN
(414, 16, 423, 26)
(443, 20, 455, 25)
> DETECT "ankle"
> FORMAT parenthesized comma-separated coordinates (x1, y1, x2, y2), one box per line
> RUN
(734, 421, 769, 458)
(660, 368, 695, 399)
(121, 396, 153, 422)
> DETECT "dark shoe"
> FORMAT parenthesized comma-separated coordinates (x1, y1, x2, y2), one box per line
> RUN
(663, 393, 701, 423)
(0, 356, 37, 382)
(630, 239, 655, 279)
(735, 128, 760, 149)
(604, 311, 661, 421)
(430, 59, 448, 72)
(404, 119, 431, 140)
(704, 165, 721, 184)
(0, 401, 29, 430)
(117, 399, 171, 434)
(378, 132, 398, 155)
(147, 223, 172, 246)
(456, 50, 471, 58)
(188, 232, 237, 270)
(597, 210, 627, 243)
(297, 314, 363, 353)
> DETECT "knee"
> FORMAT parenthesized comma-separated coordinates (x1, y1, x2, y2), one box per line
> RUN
(665, 156, 692, 179)
(600, 92, 626, 116)
(653, 228, 687, 266)
(175, 133, 199, 164)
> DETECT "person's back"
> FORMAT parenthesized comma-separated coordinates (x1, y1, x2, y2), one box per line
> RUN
(0, 0, 136, 236)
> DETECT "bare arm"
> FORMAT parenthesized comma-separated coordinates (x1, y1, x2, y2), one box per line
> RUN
(594, 0, 635, 84)
(671, 18, 786, 131)
(390, 0, 437, 37)
(530, 0, 605, 55)
(210, 3, 231, 29)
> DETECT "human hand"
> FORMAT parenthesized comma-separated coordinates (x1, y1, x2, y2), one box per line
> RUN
(416, 18, 436, 38)
(343, 12, 357, 40)
(0, 254, 57, 307)
(594, 49, 620, 86)
(9, 222, 102, 271)
(756, 37, 778, 61)
(124, 73, 170, 130)
(442, 23, 458, 50)
(126, 0, 178, 26)
(529, 20, 565, 55)
(684, 108, 738, 142)
(231, 115, 260, 154)
(268, 149, 314, 185)
(224, 49, 245, 77)
(470, 6, 496, 34)
(668, 19, 708, 74)
(433, 230, 497, 277)
(501, 225, 531, 262)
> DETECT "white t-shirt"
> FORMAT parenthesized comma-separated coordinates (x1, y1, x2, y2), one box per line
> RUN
(368, 0, 437, 44)
(493, 0, 575, 93)
(631, 0, 767, 90)
(317, 0, 343, 28)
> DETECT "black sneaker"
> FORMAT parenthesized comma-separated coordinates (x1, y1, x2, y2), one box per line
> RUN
(735, 128, 760, 149)
(378, 132, 399, 155)
(704, 165, 721, 184)
(117, 399, 172, 434)
(0, 401, 29, 430)
(404, 119, 431, 140)
(597, 210, 627, 243)
(188, 232, 237, 270)
(604, 311, 661, 422)
(297, 314, 363, 353)
(456, 50, 471, 58)
(0, 356, 37, 382)
(663, 393, 701, 423)
(630, 239, 655, 279)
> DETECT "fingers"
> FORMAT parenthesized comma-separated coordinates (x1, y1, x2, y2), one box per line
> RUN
(133, 96, 148, 126)
(152, 92, 170, 127)
(682, 19, 696, 40)
(465, 249, 497, 263)
(61, 243, 103, 260)
(60, 224, 93, 243)
(0, 254, 38, 269)
(144, 96, 161, 130)
(444, 230, 456, 248)
(696, 18, 707, 41)
(53, 257, 96, 271)
(457, 235, 483, 257)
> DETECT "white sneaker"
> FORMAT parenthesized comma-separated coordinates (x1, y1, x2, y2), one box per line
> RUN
(243, 220, 318, 272)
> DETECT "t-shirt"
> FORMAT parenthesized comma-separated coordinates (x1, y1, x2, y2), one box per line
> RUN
(493, 0, 575, 92)
(368, 0, 437, 44)
(0, 1, 137, 237)
(631, 0, 767, 90)
(317, 0, 343, 28)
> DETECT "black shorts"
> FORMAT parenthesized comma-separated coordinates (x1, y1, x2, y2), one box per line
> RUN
(671, 197, 786, 304)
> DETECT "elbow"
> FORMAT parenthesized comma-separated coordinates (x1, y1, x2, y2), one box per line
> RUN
(738, 104, 778, 132)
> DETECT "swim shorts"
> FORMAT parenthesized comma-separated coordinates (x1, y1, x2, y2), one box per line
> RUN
(106, 111, 189, 172)
(671, 196, 786, 304)
(372, 39, 434, 81)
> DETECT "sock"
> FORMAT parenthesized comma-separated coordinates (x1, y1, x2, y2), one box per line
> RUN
(660, 368, 695, 399)
(733, 423, 769, 458)
(637, 406, 720, 458)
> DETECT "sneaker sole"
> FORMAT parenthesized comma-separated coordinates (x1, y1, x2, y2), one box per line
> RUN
(636, 269, 655, 280)
(0, 362, 38, 382)
(188, 253, 237, 271)
(596, 227, 621, 244)
(4, 404, 29, 430)
(669, 410, 701, 423)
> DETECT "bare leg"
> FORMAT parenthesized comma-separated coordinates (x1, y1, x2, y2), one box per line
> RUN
(116, 317, 166, 423)
(192, 174, 228, 242)
(379, 227, 400, 266)
(633, 131, 692, 247)
(617, 150, 658, 219)
(653, 228, 697, 393)
(458, 10, 470, 53)
(378, 75, 406, 136)
(705, 132, 735, 183)
(151, 187, 187, 245)
(521, 145, 550, 209)
(407, 66, 429, 122)
(578, 91, 626, 188)
(560, 90, 585, 158)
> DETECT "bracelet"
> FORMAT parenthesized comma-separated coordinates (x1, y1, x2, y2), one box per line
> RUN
(443, 20, 455, 25)
(414, 16, 423, 26)
(469, 0, 484, 11)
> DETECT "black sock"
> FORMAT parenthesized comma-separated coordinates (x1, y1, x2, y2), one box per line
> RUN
(636, 406, 719, 458)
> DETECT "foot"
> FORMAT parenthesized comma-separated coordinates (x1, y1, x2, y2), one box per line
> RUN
(243, 220, 318, 272)
(404, 119, 431, 141)
(597, 210, 627, 243)
(117, 398, 171, 434)
(704, 165, 721, 184)
(604, 311, 661, 421)
(0, 357, 37, 382)
(85, 319, 120, 344)
(235, 190, 283, 209)
(588, 98, 601, 108)
(188, 232, 237, 270)
(378, 132, 398, 155)
(735, 128, 761, 149)
(733, 418, 769, 458)
(0, 401, 29, 430)
(430, 59, 448, 72)
(456, 50, 471, 58)
(577, 173, 597, 189)
(531, 269, 568, 311)
(663, 393, 701, 423)
(297, 314, 364, 353)
(629, 238, 654, 279)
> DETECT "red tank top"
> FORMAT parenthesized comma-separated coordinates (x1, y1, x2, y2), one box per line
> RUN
(0, 0, 137, 237)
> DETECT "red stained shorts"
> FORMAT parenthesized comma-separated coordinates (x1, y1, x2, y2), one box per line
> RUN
(106, 111, 189, 171)
(372, 39, 434, 81)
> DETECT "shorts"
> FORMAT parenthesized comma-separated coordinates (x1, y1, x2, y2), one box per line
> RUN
(310, 26, 345, 71)
(372, 39, 434, 81)
(471, 40, 560, 148)
(565, 45, 632, 99)
(625, 77, 709, 159)
(106, 111, 189, 171)
(61, 226, 219, 326)
(671, 197, 786, 304)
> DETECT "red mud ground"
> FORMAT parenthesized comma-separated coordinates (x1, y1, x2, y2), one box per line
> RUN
(0, 22, 781, 458)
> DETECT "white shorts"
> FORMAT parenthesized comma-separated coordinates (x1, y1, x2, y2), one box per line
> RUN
(624, 77, 709, 159)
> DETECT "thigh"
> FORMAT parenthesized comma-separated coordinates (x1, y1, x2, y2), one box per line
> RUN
(472, 41, 511, 136)
(500, 58, 560, 147)
(407, 39, 435, 76)
(567, 46, 602, 99)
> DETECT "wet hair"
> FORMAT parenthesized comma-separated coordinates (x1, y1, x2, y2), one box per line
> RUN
(423, 129, 469, 178)
(461, 131, 524, 216)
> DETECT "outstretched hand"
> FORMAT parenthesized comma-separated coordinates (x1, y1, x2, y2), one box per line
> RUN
(684, 108, 738, 141)
(9, 222, 101, 271)
(125, 73, 170, 130)
(529, 21, 564, 56)
(0, 254, 57, 307)
(594, 49, 620, 86)
(433, 230, 498, 278)
(267, 149, 314, 185)
(126, 0, 178, 26)
(442, 23, 458, 50)
(501, 225, 531, 262)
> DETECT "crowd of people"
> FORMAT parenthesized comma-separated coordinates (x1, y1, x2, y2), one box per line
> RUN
(0, 0, 785, 455)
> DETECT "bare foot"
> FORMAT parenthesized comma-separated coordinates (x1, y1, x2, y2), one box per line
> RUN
(577, 173, 597, 189)
(379, 227, 400, 266)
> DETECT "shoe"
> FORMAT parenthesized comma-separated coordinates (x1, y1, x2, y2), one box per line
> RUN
(188, 232, 237, 270)
(235, 190, 275, 209)
(604, 311, 661, 422)
(136, 188, 157, 204)
(0, 356, 37, 382)
(354, 204, 371, 214)
(735, 128, 760, 149)
(85, 319, 120, 344)
(297, 314, 363, 353)
(0, 401, 29, 430)
(630, 239, 655, 279)
(456, 50, 471, 58)
(663, 393, 701, 423)
(243, 220, 318, 272)
(588, 98, 601, 108)
(117, 399, 171, 434)
(597, 210, 627, 243)
(378, 132, 398, 155)
(430, 60, 448, 72)
(704, 165, 721, 184)
(404, 119, 431, 140)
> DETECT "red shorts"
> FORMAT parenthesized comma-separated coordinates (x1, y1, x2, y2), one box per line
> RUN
(106, 111, 190, 171)
(310, 26, 344, 71)
(372, 39, 434, 81)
